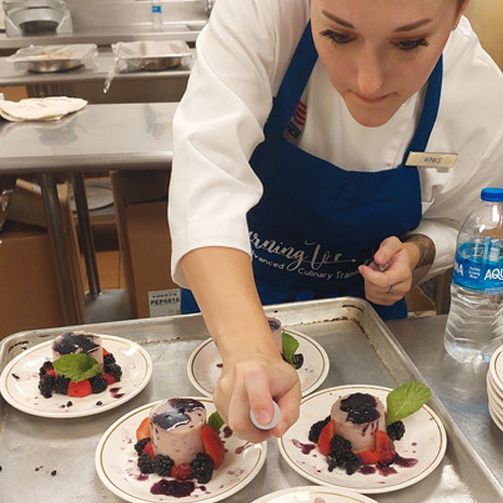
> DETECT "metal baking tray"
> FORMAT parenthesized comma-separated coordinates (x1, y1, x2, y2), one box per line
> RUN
(0, 297, 501, 502)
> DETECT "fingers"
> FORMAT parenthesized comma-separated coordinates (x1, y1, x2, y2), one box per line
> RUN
(214, 358, 301, 443)
(359, 237, 413, 306)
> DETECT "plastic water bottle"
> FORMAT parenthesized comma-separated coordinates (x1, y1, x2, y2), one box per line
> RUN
(444, 187, 503, 363)
(151, 1, 163, 31)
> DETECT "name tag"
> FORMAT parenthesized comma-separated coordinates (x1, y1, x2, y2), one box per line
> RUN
(405, 152, 458, 168)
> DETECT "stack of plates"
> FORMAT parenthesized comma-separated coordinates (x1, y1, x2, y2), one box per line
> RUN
(486, 345, 503, 430)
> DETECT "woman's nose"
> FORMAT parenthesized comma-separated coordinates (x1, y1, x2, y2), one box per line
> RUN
(356, 48, 385, 96)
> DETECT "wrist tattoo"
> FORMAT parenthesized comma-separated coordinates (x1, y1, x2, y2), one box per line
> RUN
(402, 234, 435, 269)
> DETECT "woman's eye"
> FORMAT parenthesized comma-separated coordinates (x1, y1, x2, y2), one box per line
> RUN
(320, 29, 354, 45)
(394, 38, 429, 51)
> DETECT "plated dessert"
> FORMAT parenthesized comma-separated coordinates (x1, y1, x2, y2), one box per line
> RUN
(277, 384, 447, 494)
(38, 331, 122, 398)
(134, 398, 225, 487)
(0, 333, 152, 418)
(187, 321, 329, 398)
(95, 397, 267, 503)
(308, 382, 431, 475)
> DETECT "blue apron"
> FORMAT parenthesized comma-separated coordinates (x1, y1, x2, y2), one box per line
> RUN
(182, 22, 443, 320)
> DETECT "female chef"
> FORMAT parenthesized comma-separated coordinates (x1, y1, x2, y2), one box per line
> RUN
(168, 0, 503, 442)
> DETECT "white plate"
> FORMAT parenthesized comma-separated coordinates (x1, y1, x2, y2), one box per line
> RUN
(95, 398, 267, 503)
(489, 345, 503, 394)
(277, 385, 447, 494)
(0, 334, 152, 418)
(249, 485, 380, 503)
(187, 329, 330, 398)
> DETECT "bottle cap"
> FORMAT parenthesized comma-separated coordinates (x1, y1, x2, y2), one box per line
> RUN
(250, 402, 280, 430)
(481, 187, 503, 202)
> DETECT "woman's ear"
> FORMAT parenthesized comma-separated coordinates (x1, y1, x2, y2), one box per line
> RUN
(454, 0, 470, 29)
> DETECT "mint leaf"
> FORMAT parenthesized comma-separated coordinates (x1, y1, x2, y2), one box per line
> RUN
(281, 331, 299, 367)
(52, 353, 102, 382)
(207, 411, 224, 432)
(386, 381, 432, 426)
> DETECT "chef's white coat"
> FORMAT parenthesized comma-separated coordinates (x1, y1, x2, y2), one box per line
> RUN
(168, 0, 503, 288)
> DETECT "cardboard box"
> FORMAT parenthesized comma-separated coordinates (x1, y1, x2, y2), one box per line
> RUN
(0, 183, 85, 339)
(111, 170, 180, 318)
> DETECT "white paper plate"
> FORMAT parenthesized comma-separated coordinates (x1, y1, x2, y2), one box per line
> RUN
(95, 398, 267, 503)
(249, 485, 380, 503)
(277, 385, 447, 494)
(187, 329, 329, 398)
(0, 334, 152, 418)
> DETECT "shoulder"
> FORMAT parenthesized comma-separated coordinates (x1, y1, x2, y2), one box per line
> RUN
(442, 16, 503, 107)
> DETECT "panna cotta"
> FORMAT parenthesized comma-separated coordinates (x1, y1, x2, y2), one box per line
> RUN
(52, 330, 104, 369)
(331, 393, 386, 452)
(149, 398, 206, 465)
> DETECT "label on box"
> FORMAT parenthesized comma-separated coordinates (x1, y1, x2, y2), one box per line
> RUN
(148, 289, 181, 317)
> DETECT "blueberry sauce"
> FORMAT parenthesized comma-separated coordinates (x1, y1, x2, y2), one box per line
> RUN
(268, 319, 281, 331)
(292, 438, 316, 455)
(151, 398, 205, 430)
(109, 387, 125, 399)
(150, 479, 195, 497)
(340, 393, 381, 423)
(223, 426, 233, 438)
(53, 332, 99, 356)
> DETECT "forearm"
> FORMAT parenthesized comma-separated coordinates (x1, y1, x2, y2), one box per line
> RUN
(402, 234, 436, 271)
(180, 247, 280, 362)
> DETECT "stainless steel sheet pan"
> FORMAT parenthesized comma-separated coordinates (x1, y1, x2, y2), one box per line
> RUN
(0, 297, 500, 502)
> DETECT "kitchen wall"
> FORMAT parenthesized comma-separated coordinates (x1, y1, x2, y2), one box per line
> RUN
(465, 0, 503, 69)
(65, 0, 207, 29)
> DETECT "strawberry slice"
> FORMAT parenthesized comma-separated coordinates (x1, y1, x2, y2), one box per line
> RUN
(102, 348, 109, 356)
(143, 439, 155, 459)
(375, 430, 396, 464)
(357, 448, 380, 465)
(103, 373, 117, 386)
(136, 417, 151, 440)
(317, 420, 334, 456)
(67, 379, 92, 397)
(171, 463, 193, 480)
(200, 425, 225, 469)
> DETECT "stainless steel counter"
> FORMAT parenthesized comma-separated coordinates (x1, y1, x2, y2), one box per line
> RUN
(0, 102, 177, 324)
(0, 23, 205, 54)
(0, 101, 176, 172)
(0, 48, 193, 87)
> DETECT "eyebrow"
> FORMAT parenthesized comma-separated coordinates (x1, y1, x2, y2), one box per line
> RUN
(321, 11, 433, 32)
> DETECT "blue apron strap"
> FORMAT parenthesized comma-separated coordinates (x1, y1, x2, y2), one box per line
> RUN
(402, 55, 443, 162)
(271, 22, 317, 130)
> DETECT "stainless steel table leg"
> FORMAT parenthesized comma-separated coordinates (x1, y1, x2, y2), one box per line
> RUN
(70, 172, 102, 297)
(38, 172, 81, 325)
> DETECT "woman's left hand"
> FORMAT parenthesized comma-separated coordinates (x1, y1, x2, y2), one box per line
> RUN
(358, 236, 417, 306)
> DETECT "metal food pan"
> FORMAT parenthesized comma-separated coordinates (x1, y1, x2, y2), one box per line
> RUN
(0, 297, 501, 502)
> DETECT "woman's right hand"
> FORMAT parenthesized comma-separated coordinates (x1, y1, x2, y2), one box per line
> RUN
(213, 346, 301, 444)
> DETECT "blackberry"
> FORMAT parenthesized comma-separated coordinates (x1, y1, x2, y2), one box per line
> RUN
(38, 374, 55, 398)
(387, 420, 406, 441)
(134, 438, 151, 455)
(107, 363, 122, 382)
(54, 375, 70, 394)
(191, 453, 214, 484)
(39, 361, 54, 377)
(90, 374, 108, 394)
(137, 452, 155, 473)
(308, 415, 331, 443)
(103, 353, 116, 369)
(153, 455, 174, 477)
(327, 435, 362, 475)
